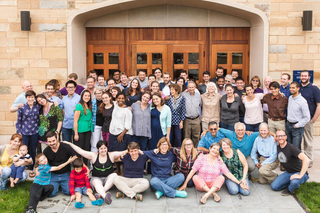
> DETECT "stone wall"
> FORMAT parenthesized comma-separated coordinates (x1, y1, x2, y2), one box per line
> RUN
(0, 0, 320, 143)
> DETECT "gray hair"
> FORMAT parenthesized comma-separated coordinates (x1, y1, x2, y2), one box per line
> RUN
(206, 82, 218, 93)
(234, 122, 246, 131)
(225, 74, 233, 81)
(94, 86, 104, 94)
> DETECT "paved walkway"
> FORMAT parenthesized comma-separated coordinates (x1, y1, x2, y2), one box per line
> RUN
(33, 136, 320, 213)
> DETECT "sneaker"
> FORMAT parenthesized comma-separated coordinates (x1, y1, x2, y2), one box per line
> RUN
(94, 192, 101, 200)
(104, 192, 112, 204)
(281, 188, 293, 196)
(26, 209, 37, 213)
(92, 199, 103, 206)
(135, 193, 143, 202)
(175, 190, 187, 198)
(155, 190, 163, 200)
(75, 202, 85, 209)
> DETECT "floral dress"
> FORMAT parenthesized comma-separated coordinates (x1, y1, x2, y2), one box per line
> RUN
(220, 148, 247, 180)
(38, 104, 63, 143)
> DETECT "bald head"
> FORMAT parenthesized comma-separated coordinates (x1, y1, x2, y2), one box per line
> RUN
(22, 81, 33, 93)
(264, 76, 272, 88)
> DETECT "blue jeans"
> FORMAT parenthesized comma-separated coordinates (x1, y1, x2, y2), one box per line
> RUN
(239, 117, 245, 123)
(220, 122, 235, 131)
(22, 134, 38, 170)
(246, 123, 260, 132)
(132, 135, 148, 151)
(271, 171, 309, 193)
(286, 122, 304, 150)
(0, 167, 27, 189)
(170, 125, 182, 147)
(62, 128, 73, 142)
(10, 164, 25, 179)
(225, 178, 250, 196)
(150, 173, 185, 198)
(49, 172, 71, 197)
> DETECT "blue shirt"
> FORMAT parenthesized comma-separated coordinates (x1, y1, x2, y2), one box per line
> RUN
(250, 136, 277, 165)
(16, 103, 40, 135)
(122, 153, 148, 178)
(61, 93, 80, 129)
(300, 82, 320, 118)
(280, 84, 290, 98)
(43, 93, 62, 109)
(11, 92, 26, 108)
(34, 164, 51, 185)
(198, 131, 224, 149)
(165, 95, 186, 125)
(219, 128, 259, 157)
(144, 150, 176, 179)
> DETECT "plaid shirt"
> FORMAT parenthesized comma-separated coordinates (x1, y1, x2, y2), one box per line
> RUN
(171, 147, 203, 176)
(91, 98, 97, 131)
(280, 84, 290, 98)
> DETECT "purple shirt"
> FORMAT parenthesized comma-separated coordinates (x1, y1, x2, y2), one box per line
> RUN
(59, 85, 84, 96)
(16, 103, 40, 135)
(254, 88, 263, 94)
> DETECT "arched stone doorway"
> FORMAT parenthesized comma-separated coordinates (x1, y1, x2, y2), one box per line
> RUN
(67, 0, 268, 83)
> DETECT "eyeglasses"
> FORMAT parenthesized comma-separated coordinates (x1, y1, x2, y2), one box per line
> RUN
(209, 128, 218, 131)
(67, 87, 75, 89)
(252, 79, 259, 82)
(184, 143, 193, 146)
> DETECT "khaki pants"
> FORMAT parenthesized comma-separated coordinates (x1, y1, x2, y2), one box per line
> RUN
(258, 157, 279, 184)
(201, 122, 208, 132)
(184, 117, 201, 147)
(246, 156, 259, 180)
(303, 120, 314, 161)
(113, 176, 149, 198)
(268, 119, 285, 134)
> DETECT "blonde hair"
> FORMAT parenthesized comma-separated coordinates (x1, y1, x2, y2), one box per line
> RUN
(156, 137, 171, 151)
(34, 153, 46, 168)
(180, 138, 198, 162)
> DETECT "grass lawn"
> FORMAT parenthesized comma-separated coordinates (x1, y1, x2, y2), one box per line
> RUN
(295, 181, 320, 213)
(0, 180, 32, 213)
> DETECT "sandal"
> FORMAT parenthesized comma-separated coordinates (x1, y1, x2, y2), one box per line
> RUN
(213, 193, 221, 202)
(135, 193, 143, 201)
(200, 195, 208, 204)
(116, 191, 125, 199)
(29, 171, 36, 178)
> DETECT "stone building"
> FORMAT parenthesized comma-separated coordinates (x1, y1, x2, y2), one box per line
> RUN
(0, 0, 320, 142)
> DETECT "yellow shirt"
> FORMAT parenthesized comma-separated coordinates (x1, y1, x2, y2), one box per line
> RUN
(0, 145, 18, 167)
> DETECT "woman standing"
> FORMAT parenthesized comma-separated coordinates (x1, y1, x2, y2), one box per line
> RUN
(149, 81, 166, 103)
(220, 138, 250, 196)
(49, 79, 62, 99)
(100, 92, 114, 147)
(111, 87, 121, 101)
(36, 94, 63, 152)
(73, 90, 93, 165)
(91, 88, 104, 153)
(181, 143, 248, 204)
(175, 77, 186, 92)
(166, 84, 185, 147)
(126, 78, 142, 106)
(220, 84, 244, 131)
(250, 76, 263, 94)
(109, 93, 132, 174)
(243, 85, 264, 132)
(131, 91, 152, 152)
(0, 134, 31, 190)
(62, 140, 125, 205)
(16, 90, 40, 177)
(201, 82, 221, 131)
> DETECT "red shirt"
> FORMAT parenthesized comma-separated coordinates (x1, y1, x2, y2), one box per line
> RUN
(69, 167, 91, 195)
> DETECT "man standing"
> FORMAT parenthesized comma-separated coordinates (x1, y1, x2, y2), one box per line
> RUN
(280, 73, 291, 98)
(234, 77, 246, 123)
(299, 70, 320, 168)
(44, 82, 62, 108)
(286, 82, 310, 150)
(61, 80, 81, 142)
(216, 76, 226, 96)
(231, 70, 239, 83)
(59, 73, 84, 96)
(180, 70, 188, 87)
(160, 72, 172, 97)
(263, 76, 272, 123)
(144, 74, 156, 92)
(197, 121, 224, 152)
(97, 75, 106, 90)
(210, 66, 224, 83)
(182, 81, 202, 147)
(198, 71, 211, 94)
(117, 72, 130, 91)
(9, 81, 33, 113)
(261, 81, 288, 133)
(86, 76, 96, 99)
(137, 70, 148, 89)
(112, 70, 121, 84)
(271, 130, 310, 196)
(43, 131, 77, 197)
(224, 74, 235, 86)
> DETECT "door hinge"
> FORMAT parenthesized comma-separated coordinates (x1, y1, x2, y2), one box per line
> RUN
(203, 51, 205, 57)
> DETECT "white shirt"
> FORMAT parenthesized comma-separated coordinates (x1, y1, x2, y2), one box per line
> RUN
(243, 93, 264, 125)
(109, 103, 133, 135)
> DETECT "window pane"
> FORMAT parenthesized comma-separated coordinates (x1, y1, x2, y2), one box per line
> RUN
(232, 53, 243, 64)
(174, 53, 183, 64)
(109, 53, 119, 64)
(137, 69, 147, 76)
(232, 69, 242, 78)
(189, 53, 199, 64)
(152, 53, 162, 64)
(94, 69, 104, 76)
(94, 53, 104, 64)
(137, 53, 147, 64)
(188, 69, 199, 81)
(173, 69, 183, 81)
(217, 53, 227, 64)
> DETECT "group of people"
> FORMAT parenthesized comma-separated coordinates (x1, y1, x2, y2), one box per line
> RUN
(0, 68, 318, 213)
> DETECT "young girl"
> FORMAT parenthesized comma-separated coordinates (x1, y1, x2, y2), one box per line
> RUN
(26, 154, 77, 213)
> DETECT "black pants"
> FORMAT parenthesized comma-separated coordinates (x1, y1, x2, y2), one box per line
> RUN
(28, 183, 54, 211)
(73, 131, 91, 165)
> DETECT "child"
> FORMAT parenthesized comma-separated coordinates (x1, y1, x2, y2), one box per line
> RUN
(69, 158, 103, 208)
(9, 145, 32, 187)
(26, 153, 77, 213)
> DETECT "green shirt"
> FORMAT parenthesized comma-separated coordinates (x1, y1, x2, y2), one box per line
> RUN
(221, 148, 247, 180)
(74, 104, 92, 133)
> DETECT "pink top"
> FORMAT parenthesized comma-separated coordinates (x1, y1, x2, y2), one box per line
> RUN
(243, 93, 264, 124)
(192, 155, 230, 183)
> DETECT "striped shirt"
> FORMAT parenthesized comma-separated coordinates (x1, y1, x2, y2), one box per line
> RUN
(69, 167, 91, 195)
(34, 164, 51, 185)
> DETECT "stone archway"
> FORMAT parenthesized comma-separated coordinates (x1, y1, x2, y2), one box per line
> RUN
(67, 0, 268, 83)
